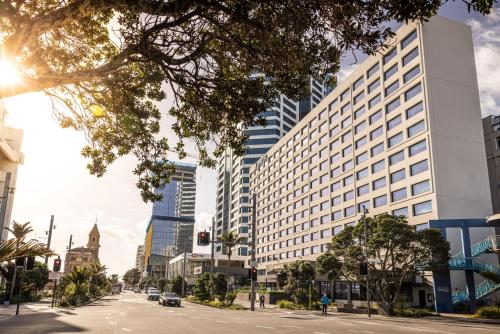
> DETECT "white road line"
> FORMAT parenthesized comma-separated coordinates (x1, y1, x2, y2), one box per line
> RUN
(313, 332, 330, 334)
(353, 320, 457, 334)
(348, 331, 375, 334)
(191, 316, 200, 319)
(109, 321, 116, 325)
(256, 325, 275, 330)
(216, 320, 229, 324)
(121, 328, 133, 332)
(105, 316, 111, 320)
(282, 325, 304, 328)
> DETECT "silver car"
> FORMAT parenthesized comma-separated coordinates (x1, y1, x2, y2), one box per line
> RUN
(159, 292, 181, 307)
(147, 288, 161, 300)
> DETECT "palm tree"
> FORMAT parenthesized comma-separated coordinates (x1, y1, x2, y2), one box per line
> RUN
(218, 231, 243, 291)
(4, 221, 34, 244)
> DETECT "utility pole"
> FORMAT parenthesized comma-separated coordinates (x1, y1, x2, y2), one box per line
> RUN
(0, 172, 11, 241)
(65, 234, 73, 274)
(362, 206, 371, 318)
(181, 239, 188, 297)
(45, 215, 55, 265)
(15, 258, 25, 316)
(210, 216, 215, 278)
(250, 193, 257, 312)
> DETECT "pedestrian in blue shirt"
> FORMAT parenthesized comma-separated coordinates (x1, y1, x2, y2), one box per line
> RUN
(320, 294, 330, 315)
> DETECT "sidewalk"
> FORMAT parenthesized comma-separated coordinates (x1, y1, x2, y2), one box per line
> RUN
(0, 299, 55, 321)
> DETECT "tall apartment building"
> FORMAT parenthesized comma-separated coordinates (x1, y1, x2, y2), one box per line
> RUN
(144, 161, 197, 277)
(249, 17, 491, 283)
(214, 80, 331, 257)
(135, 245, 145, 274)
(482, 115, 500, 214)
(0, 104, 24, 241)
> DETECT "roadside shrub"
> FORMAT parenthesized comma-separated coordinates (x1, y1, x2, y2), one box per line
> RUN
(277, 300, 299, 309)
(305, 301, 321, 310)
(396, 307, 435, 317)
(186, 295, 197, 302)
(227, 304, 247, 310)
(225, 291, 237, 306)
(208, 300, 226, 308)
(475, 306, 500, 319)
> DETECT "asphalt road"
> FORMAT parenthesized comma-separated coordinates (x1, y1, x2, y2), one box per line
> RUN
(0, 291, 499, 334)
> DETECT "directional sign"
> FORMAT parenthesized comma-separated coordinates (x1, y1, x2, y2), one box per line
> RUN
(249, 261, 258, 267)
(49, 271, 62, 281)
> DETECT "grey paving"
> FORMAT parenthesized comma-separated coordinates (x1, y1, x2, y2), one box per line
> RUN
(0, 291, 498, 333)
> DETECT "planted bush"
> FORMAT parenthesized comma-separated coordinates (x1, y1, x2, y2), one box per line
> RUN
(475, 306, 500, 319)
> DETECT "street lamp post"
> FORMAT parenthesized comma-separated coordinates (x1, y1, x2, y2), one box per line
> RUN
(250, 193, 257, 312)
(45, 215, 55, 265)
(362, 206, 371, 318)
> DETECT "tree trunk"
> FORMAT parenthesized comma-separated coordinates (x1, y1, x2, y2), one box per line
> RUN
(380, 300, 394, 316)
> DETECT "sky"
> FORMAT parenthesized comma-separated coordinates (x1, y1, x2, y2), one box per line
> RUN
(3, 3, 500, 277)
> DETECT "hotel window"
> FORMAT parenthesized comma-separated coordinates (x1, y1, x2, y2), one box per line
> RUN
(344, 175, 354, 186)
(371, 159, 385, 173)
(353, 76, 364, 91)
(354, 91, 365, 105)
(369, 110, 382, 124)
(358, 200, 370, 212)
(372, 177, 386, 190)
(368, 94, 381, 109)
(410, 159, 428, 176)
(401, 29, 417, 49)
(341, 89, 350, 101)
(383, 47, 397, 64)
(319, 134, 328, 145)
(405, 83, 422, 101)
(356, 151, 368, 164)
(392, 207, 409, 217)
(329, 98, 339, 111)
(345, 205, 355, 217)
(320, 201, 329, 211)
(342, 116, 352, 128)
(406, 101, 423, 119)
(357, 184, 369, 196)
(389, 150, 405, 165)
(411, 179, 430, 196)
(331, 152, 341, 163)
(407, 120, 425, 138)
(333, 225, 344, 235)
(330, 138, 340, 150)
(319, 160, 328, 171)
(343, 159, 354, 172)
(391, 187, 407, 202)
(373, 194, 387, 208)
(386, 98, 401, 114)
(319, 173, 328, 184)
(332, 210, 343, 221)
(385, 80, 400, 97)
(341, 102, 351, 114)
(357, 167, 369, 180)
(388, 132, 403, 148)
(368, 78, 380, 94)
(402, 47, 419, 66)
(371, 142, 385, 157)
(355, 136, 367, 149)
(303, 234, 311, 242)
(355, 121, 366, 134)
(331, 181, 341, 192)
(354, 106, 366, 120)
(330, 111, 340, 124)
(384, 64, 398, 81)
(404, 65, 420, 83)
(332, 195, 341, 206)
(320, 186, 329, 197)
(387, 115, 402, 130)
(413, 200, 432, 216)
(409, 139, 427, 157)
(367, 63, 380, 78)
(342, 130, 352, 143)
(390, 169, 406, 184)
(312, 218, 321, 227)
(321, 228, 331, 238)
(320, 215, 329, 225)
(370, 126, 384, 140)
(344, 190, 355, 201)
(343, 145, 353, 157)
(312, 245, 321, 254)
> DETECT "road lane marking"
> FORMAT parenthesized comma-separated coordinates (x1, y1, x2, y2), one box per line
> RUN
(348, 331, 375, 334)
(282, 325, 304, 328)
(109, 321, 116, 325)
(314, 332, 330, 334)
(122, 328, 133, 332)
(216, 320, 229, 324)
(256, 325, 275, 329)
(191, 316, 200, 319)
(353, 320, 457, 334)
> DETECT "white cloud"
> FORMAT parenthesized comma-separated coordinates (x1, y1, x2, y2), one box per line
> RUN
(467, 8, 500, 117)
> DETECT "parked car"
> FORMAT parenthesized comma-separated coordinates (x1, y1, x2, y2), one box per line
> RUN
(147, 288, 161, 300)
(111, 285, 121, 295)
(133, 287, 142, 293)
(159, 292, 181, 307)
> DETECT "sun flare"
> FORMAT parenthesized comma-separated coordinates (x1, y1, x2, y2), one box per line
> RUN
(0, 60, 21, 86)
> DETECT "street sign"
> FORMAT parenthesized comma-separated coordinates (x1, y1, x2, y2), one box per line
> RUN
(368, 258, 382, 264)
(249, 260, 258, 267)
(49, 271, 62, 281)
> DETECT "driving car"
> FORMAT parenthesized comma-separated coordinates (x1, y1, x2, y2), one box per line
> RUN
(159, 292, 181, 307)
(133, 287, 142, 293)
(146, 287, 161, 300)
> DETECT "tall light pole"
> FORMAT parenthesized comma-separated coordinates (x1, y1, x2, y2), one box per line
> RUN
(362, 206, 371, 318)
(45, 215, 55, 265)
(64, 234, 73, 274)
(210, 217, 215, 278)
(250, 193, 257, 312)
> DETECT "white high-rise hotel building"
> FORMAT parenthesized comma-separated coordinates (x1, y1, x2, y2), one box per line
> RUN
(215, 81, 331, 256)
(250, 17, 491, 281)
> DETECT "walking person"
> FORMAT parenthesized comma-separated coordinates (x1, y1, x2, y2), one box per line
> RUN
(259, 294, 265, 308)
(321, 293, 330, 315)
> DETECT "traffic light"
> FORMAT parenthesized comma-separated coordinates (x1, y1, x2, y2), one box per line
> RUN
(15, 257, 25, 267)
(250, 267, 257, 281)
(53, 258, 62, 272)
(359, 262, 368, 276)
(197, 231, 210, 246)
(26, 256, 35, 270)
